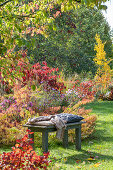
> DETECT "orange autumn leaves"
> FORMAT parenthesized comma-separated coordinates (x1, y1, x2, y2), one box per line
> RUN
(0, 130, 51, 170)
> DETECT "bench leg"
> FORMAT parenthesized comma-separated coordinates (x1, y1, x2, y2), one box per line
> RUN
(28, 130, 34, 150)
(75, 125, 81, 150)
(63, 129, 68, 148)
(42, 131, 48, 152)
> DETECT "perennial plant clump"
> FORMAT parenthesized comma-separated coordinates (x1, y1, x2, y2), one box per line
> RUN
(0, 59, 66, 145)
(64, 100, 97, 140)
(0, 86, 37, 145)
(0, 53, 97, 145)
(0, 129, 51, 170)
(63, 79, 97, 139)
(0, 96, 16, 111)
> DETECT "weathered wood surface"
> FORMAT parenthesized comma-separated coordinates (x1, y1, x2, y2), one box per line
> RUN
(23, 121, 86, 152)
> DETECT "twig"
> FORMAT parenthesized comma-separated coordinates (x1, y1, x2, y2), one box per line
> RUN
(0, 0, 12, 7)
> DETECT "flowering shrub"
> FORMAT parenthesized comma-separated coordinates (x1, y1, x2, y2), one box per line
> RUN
(0, 96, 16, 111)
(0, 130, 51, 170)
(63, 80, 96, 110)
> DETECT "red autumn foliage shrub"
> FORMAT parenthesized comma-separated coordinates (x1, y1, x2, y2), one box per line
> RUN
(1, 50, 66, 94)
(30, 61, 66, 92)
(2, 53, 66, 92)
(72, 80, 96, 100)
(0, 130, 51, 170)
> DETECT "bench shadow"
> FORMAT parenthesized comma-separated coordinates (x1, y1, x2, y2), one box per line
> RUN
(46, 125, 113, 166)
(34, 127, 113, 150)
(60, 149, 113, 165)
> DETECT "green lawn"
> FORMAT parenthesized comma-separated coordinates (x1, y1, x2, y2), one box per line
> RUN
(0, 101, 113, 170)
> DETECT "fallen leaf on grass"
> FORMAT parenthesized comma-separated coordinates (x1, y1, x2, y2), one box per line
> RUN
(76, 166, 82, 169)
(86, 157, 95, 161)
(63, 158, 67, 162)
(76, 160, 81, 163)
(94, 163, 101, 167)
(82, 161, 85, 164)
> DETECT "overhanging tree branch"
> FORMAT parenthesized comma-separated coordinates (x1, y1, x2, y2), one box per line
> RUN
(2, 12, 37, 20)
(0, 0, 12, 7)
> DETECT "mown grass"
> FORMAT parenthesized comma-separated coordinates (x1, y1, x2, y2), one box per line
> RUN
(0, 101, 113, 170)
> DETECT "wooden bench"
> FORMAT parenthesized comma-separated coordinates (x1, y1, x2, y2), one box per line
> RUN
(23, 121, 85, 152)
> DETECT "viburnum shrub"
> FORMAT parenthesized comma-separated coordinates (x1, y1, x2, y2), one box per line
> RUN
(0, 129, 51, 170)
(1, 50, 66, 92)
(31, 61, 66, 92)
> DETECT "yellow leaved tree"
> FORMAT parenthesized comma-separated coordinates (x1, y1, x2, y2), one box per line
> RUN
(94, 34, 113, 93)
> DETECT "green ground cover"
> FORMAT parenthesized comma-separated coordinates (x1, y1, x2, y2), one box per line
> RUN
(0, 101, 113, 170)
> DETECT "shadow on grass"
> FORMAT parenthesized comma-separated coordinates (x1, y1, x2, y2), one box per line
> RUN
(34, 123, 113, 151)
(61, 149, 113, 165)
(88, 134, 113, 143)
(0, 145, 12, 153)
(46, 125, 113, 166)
(85, 101, 113, 115)
(96, 120, 113, 125)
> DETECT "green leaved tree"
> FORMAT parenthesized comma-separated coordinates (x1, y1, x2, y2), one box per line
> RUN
(27, 5, 112, 75)
(0, 0, 111, 83)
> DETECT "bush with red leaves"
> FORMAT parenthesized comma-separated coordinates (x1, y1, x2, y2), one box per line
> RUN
(0, 130, 51, 170)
